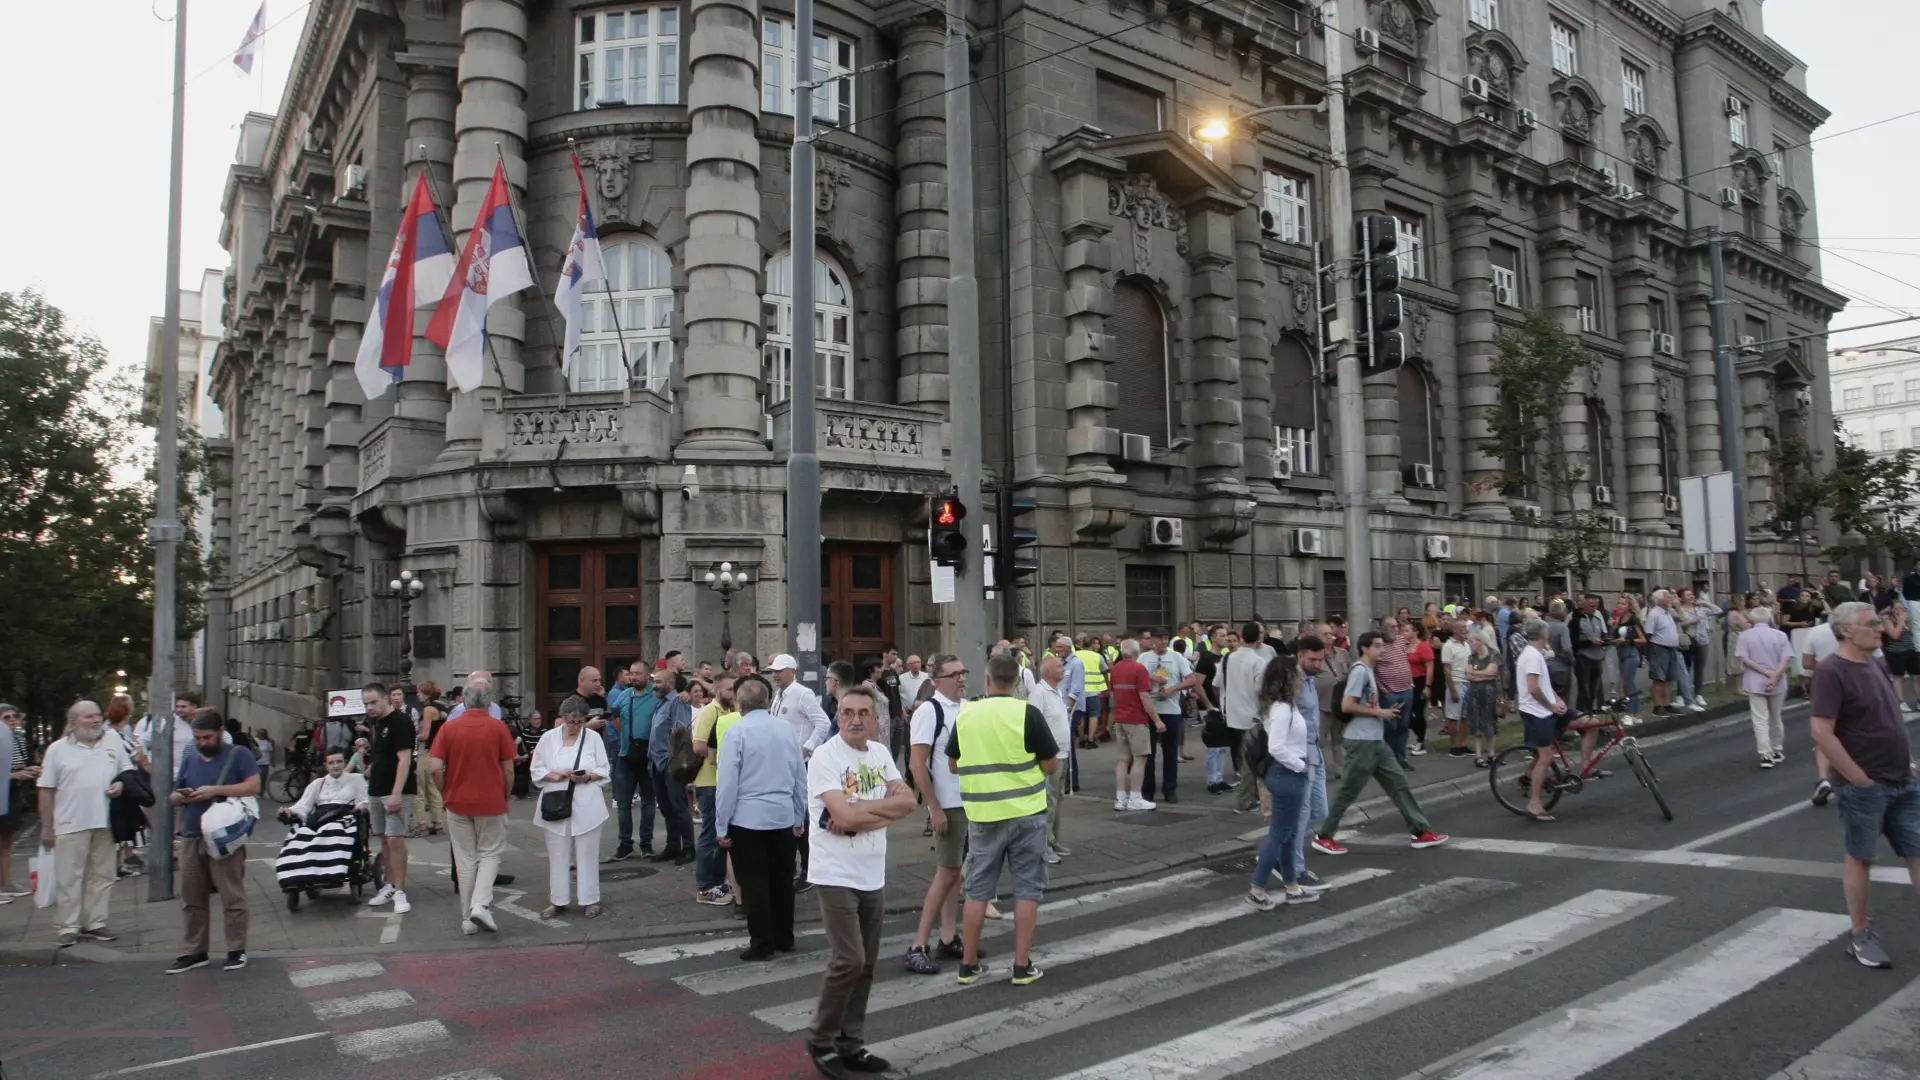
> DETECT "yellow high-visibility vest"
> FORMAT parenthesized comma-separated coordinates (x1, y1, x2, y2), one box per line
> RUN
(1076, 649, 1108, 693)
(953, 696, 1048, 823)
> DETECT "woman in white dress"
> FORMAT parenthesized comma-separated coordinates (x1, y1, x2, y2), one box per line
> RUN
(530, 695, 611, 919)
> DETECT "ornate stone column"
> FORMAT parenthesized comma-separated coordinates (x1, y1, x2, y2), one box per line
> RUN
(1227, 141, 1274, 489)
(397, 51, 459, 434)
(678, 0, 766, 452)
(1741, 372, 1778, 527)
(1451, 204, 1504, 520)
(1538, 233, 1588, 514)
(1614, 265, 1665, 529)
(442, 0, 529, 460)
(1183, 195, 1244, 495)
(1679, 289, 1722, 473)
(891, 18, 948, 410)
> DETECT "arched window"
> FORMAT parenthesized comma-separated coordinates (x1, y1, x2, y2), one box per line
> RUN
(1271, 335, 1320, 474)
(1398, 363, 1437, 479)
(572, 237, 674, 393)
(763, 252, 853, 401)
(1108, 281, 1171, 447)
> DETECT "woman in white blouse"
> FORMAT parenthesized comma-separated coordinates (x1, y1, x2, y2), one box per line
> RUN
(530, 695, 611, 919)
(1248, 653, 1317, 911)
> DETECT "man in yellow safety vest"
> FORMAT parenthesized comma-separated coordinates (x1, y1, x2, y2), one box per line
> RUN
(946, 652, 1059, 987)
(1073, 637, 1109, 751)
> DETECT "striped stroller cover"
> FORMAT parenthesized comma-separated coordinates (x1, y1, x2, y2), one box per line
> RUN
(275, 814, 356, 890)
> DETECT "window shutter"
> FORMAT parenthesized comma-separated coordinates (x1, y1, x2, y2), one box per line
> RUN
(1107, 282, 1171, 446)
(1397, 365, 1433, 470)
(1097, 75, 1162, 137)
(1271, 336, 1317, 430)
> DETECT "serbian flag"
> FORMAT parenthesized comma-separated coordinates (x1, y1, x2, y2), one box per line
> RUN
(352, 175, 455, 400)
(426, 162, 534, 392)
(233, 4, 265, 74)
(554, 154, 608, 376)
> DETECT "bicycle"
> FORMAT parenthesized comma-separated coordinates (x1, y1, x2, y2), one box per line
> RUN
(1488, 696, 1672, 821)
(277, 755, 314, 805)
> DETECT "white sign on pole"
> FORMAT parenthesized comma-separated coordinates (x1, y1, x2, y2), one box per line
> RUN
(931, 562, 957, 604)
(325, 689, 366, 717)
(1679, 472, 1737, 556)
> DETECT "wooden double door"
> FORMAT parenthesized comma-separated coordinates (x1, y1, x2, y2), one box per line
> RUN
(534, 546, 643, 717)
(820, 543, 895, 672)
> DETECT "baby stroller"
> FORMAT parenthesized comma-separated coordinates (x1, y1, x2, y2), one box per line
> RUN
(275, 804, 383, 911)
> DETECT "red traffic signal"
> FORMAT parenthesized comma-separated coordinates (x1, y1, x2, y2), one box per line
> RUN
(935, 498, 966, 527)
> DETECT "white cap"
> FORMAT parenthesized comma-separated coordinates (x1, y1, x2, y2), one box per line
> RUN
(768, 654, 798, 671)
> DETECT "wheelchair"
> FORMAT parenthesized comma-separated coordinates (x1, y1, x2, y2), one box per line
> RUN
(278, 804, 385, 911)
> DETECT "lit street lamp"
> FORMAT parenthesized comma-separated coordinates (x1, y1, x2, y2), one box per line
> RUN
(388, 569, 426, 693)
(1189, 100, 1327, 145)
(703, 562, 750, 658)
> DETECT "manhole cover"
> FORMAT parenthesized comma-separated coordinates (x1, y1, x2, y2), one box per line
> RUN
(599, 867, 661, 883)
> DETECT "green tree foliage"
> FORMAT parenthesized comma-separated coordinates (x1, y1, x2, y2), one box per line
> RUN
(1478, 309, 1615, 591)
(1771, 419, 1920, 564)
(0, 291, 207, 738)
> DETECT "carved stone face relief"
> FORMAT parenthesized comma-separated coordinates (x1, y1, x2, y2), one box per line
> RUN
(1376, 0, 1416, 42)
(586, 138, 654, 223)
(1108, 173, 1190, 273)
(1470, 46, 1512, 98)
(817, 156, 852, 214)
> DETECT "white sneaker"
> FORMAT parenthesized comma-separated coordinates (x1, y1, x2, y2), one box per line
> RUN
(391, 890, 411, 914)
(1902, 702, 1915, 714)
(1114, 796, 1127, 812)
(470, 906, 497, 933)
(1694, 695, 1708, 708)
(1409, 740, 1428, 756)
(1688, 702, 1706, 713)
(367, 884, 396, 907)
(1771, 749, 1787, 764)
(1127, 795, 1158, 811)
(461, 919, 478, 936)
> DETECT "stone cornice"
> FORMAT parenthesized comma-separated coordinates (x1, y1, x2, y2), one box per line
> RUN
(1608, 0, 1681, 42)
(1677, 11, 1795, 81)
(1770, 82, 1831, 131)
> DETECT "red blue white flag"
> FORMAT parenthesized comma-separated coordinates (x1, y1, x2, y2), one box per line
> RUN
(554, 154, 608, 376)
(353, 175, 455, 399)
(426, 162, 535, 392)
(233, 4, 266, 75)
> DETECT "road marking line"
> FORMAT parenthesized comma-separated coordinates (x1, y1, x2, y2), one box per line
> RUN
(86, 1032, 328, 1077)
(423, 1072, 505, 1080)
(671, 868, 1220, 993)
(624, 928, 827, 965)
(1672, 800, 1810, 851)
(1764, 974, 1920, 1080)
(751, 868, 1393, 1031)
(309, 988, 416, 1021)
(379, 913, 403, 945)
(869, 877, 1515, 1077)
(1347, 834, 1913, 884)
(288, 960, 386, 988)
(1399, 907, 1850, 1080)
(497, 890, 569, 929)
(334, 1020, 454, 1062)
(1038, 889, 1669, 1080)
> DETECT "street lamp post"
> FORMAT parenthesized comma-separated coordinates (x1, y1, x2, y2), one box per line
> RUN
(704, 562, 750, 660)
(388, 570, 426, 694)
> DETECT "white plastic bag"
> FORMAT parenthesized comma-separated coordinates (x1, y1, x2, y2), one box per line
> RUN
(30, 845, 55, 908)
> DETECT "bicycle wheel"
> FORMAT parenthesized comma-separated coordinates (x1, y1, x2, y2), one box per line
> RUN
(1489, 745, 1562, 816)
(1623, 744, 1673, 821)
(278, 768, 305, 804)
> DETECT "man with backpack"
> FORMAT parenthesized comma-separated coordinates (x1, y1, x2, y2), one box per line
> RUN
(1219, 622, 1276, 812)
(1311, 631, 1449, 854)
(644, 669, 695, 865)
(903, 654, 970, 974)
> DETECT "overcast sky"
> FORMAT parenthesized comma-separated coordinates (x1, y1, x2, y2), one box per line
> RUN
(1, 0, 1916, 381)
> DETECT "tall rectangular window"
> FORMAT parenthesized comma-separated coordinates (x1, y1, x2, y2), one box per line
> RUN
(1468, 0, 1498, 29)
(1728, 95, 1749, 147)
(1647, 291, 1672, 336)
(1842, 387, 1864, 410)
(1874, 383, 1896, 406)
(763, 17, 856, 128)
(1771, 142, 1791, 187)
(1551, 19, 1579, 77)
(1393, 212, 1427, 281)
(1261, 171, 1312, 245)
(1880, 430, 1898, 452)
(1621, 61, 1646, 114)
(1123, 565, 1175, 634)
(1905, 378, 1920, 402)
(1096, 73, 1163, 137)
(1576, 272, 1601, 334)
(576, 7, 681, 109)
(1490, 243, 1520, 307)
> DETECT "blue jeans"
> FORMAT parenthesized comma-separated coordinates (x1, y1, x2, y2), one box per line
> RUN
(610, 752, 656, 853)
(1618, 648, 1642, 714)
(694, 786, 724, 890)
(1292, 750, 1328, 879)
(1380, 689, 1414, 764)
(1672, 647, 1696, 703)
(1836, 778, 1920, 862)
(1252, 766, 1308, 890)
(649, 761, 693, 854)
(1205, 746, 1231, 786)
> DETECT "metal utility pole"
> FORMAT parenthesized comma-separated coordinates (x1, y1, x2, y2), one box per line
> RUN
(785, 0, 824, 688)
(148, 0, 190, 901)
(945, 0, 988, 669)
(1707, 228, 1750, 595)
(1323, 0, 1373, 631)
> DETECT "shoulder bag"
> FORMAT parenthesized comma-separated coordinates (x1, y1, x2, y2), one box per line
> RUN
(199, 748, 260, 860)
(539, 733, 588, 822)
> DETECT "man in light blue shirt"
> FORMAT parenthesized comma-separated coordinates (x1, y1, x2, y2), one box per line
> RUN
(644, 669, 694, 864)
(604, 662, 659, 860)
(1290, 634, 1331, 889)
(716, 678, 807, 959)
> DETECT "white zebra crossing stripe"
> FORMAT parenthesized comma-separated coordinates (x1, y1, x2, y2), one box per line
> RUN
(1347, 835, 1914, 884)
(1404, 907, 1854, 1080)
(1765, 975, 1920, 1080)
(308, 988, 416, 1021)
(1035, 888, 1668, 1080)
(421, 1072, 505, 1080)
(287, 960, 386, 988)
(334, 1020, 454, 1062)
(673, 868, 1222, 995)
(868, 876, 1514, 1077)
(751, 867, 1394, 1032)
(624, 927, 827, 966)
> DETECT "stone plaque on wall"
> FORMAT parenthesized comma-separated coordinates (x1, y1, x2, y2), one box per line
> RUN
(1075, 548, 1117, 584)
(410, 624, 446, 660)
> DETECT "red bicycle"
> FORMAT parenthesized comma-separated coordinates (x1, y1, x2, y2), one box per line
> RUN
(1488, 700, 1672, 821)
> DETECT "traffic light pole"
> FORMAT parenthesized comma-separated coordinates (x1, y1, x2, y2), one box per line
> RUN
(945, 0, 988, 669)
(787, 0, 823, 687)
(1323, 0, 1374, 632)
(1707, 228, 1750, 596)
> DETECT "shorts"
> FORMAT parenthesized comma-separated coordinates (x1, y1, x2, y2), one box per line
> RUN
(1649, 643, 1680, 683)
(1112, 722, 1151, 758)
(368, 797, 413, 838)
(962, 812, 1050, 902)
(1885, 650, 1920, 678)
(1835, 778, 1920, 862)
(1522, 711, 1567, 749)
(1080, 696, 1104, 721)
(1444, 681, 1467, 721)
(933, 806, 969, 868)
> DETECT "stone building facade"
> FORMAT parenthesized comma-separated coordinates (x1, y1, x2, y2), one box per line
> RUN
(209, 0, 1842, 734)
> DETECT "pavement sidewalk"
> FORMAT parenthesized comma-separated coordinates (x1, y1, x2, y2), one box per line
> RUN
(0, 699, 1749, 964)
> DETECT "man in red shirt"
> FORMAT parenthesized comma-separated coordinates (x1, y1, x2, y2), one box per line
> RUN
(1106, 640, 1165, 812)
(1374, 617, 1417, 769)
(430, 684, 519, 935)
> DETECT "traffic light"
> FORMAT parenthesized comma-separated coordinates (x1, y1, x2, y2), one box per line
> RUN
(930, 494, 968, 567)
(1004, 494, 1039, 582)
(1355, 213, 1405, 375)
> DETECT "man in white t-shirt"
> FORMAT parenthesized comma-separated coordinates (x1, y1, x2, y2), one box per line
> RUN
(1516, 619, 1576, 821)
(1799, 619, 1853, 805)
(1028, 655, 1074, 863)
(804, 686, 914, 1078)
(1140, 629, 1197, 804)
(904, 654, 969, 974)
(897, 656, 930, 712)
(1220, 623, 1277, 812)
(38, 700, 128, 946)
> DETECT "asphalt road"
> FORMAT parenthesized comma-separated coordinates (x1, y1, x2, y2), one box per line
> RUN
(5, 706, 1917, 1080)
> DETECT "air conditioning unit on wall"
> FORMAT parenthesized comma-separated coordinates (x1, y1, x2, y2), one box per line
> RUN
(1292, 528, 1325, 556)
(1145, 516, 1184, 548)
(1664, 494, 1681, 513)
(1593, 485, 1613, 506)
(1461, 75, 1490, 103)
(1424, 535, 1452, 561)
(1122, 434, 1154, 463)
(1354, 26, 1380, 53)
(1272, 452, 1294, 481)
(1610, 515, 1630, 533)
(1656, 333, 1677, 356)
